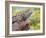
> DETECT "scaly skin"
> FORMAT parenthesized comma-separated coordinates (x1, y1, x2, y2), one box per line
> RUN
(12, 9, 32, 31)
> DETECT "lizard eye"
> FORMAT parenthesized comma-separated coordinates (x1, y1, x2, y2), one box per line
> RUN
(26, 23, 29, 25)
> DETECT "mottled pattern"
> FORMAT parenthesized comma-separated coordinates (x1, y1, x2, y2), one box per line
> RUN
(12, 9, 32, 31)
